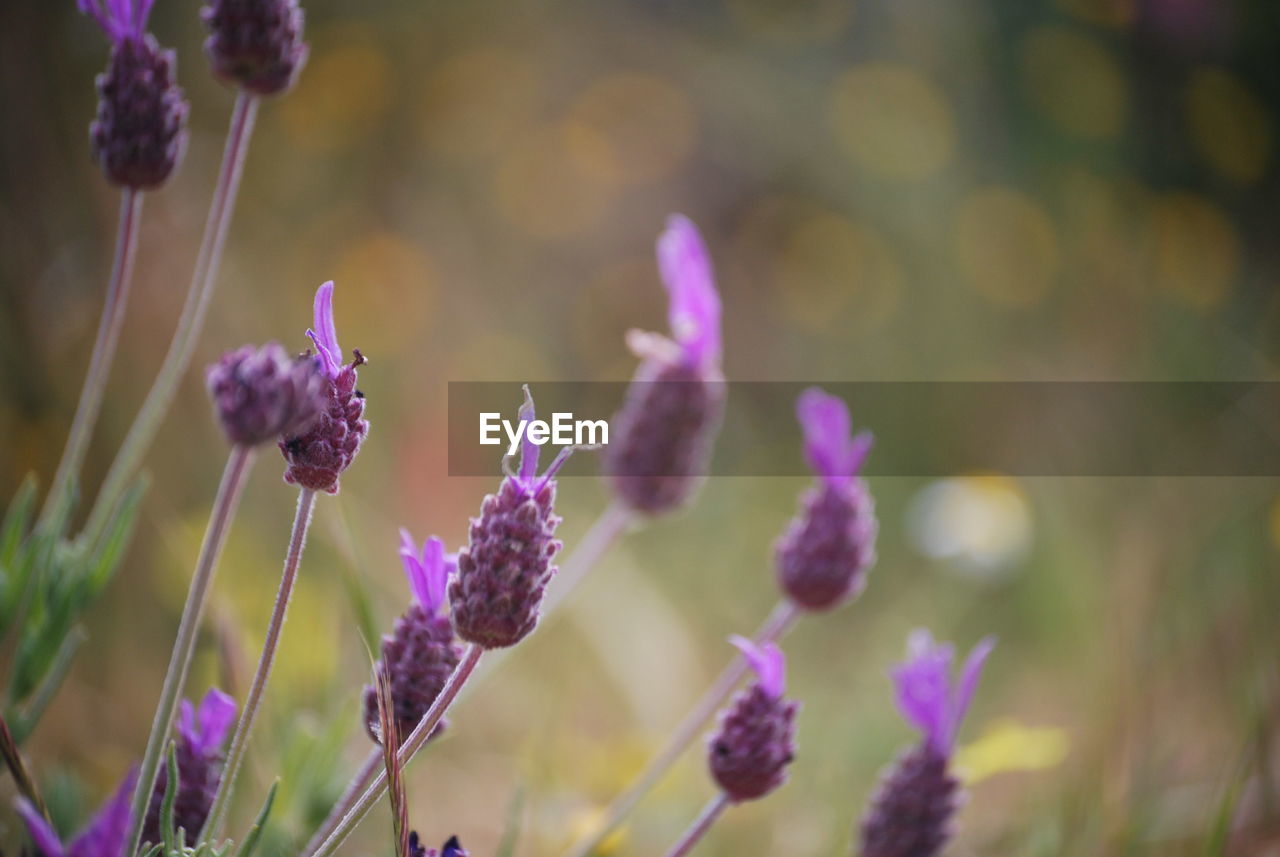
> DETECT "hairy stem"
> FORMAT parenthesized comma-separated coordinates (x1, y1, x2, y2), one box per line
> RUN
(82, 93, 260, 548)
(40, 189, 143, 526)
(203, 487, 316, 839)
(126, 445, 256, 856)
(305, 645, 485, 857)
(300, 748, 381, 857)
(563, 600, 800, 857)
(662, 794, 729, 857)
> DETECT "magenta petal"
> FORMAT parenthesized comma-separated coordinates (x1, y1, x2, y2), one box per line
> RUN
(176, 697, 197, 748)
(797, 388, 871, 486)
(307, 281, 341, 377)
(67, 768, 136, 857)
(657, 215, 721, 369)
(731, 635, 786, 699)
(195, 687, 237, 752)
(891, 630, 954, 756)
(947, 636, 995, 751)
(399, 527, 430, 604)
(15, 799, 66, 857)
(418, 536, 450, 614)
(516, 385, 540, 483)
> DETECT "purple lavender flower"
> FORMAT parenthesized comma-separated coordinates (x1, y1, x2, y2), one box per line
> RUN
(206, 342, 326, 446)
(602, 215, 725, 516)
(80, 0, 189, 189)
(15, 768, 136, 857)
(142, 688, 236, 846)
(707, 637, 799, 803)
(364, 531, 463, 745)
(449, 387, 566, 650)
(279, 282, 369, 494)
(859, 631, 995, 857)
(409, 833, 466, 857)
(202, 0, 309, 95)
(774, 388, 878, 611)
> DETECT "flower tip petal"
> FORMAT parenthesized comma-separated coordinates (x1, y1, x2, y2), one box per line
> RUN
(196, 687, 237, 749)
(14, 798, 66, 857)
(656, 215, 720, 367)
(731, 635, 785, 698)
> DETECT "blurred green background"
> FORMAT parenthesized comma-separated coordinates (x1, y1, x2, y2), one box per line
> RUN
(2, 0, 1279, 855)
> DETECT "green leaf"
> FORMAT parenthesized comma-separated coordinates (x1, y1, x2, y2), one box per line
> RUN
(8, 626, 87, 744)
(231, 779, 278, 857)
(82, 474, 146, 601)
(161, 741, 182, 854)
(493, 783, 526, 857)
(0, 475, 37, 569)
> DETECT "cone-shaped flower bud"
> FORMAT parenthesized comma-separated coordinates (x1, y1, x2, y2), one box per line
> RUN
(774, 388, 877, 611)
(201, 0, 308, 95)
(364, 531, 463, 745)
(707, 637, 799, 803)
(142, 688, 236, 847)
(15, 768, 137, 857)
(409, 833, 467, 857)
(859, 631, 995, 857)
(603, 215, 725, 516)
(449, 387, 567, 649)
(206, 342, 326, 446)
(279, 282, 369, 494)
(80, 0, 189, 188)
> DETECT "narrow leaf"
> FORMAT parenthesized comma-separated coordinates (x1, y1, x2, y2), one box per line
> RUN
(231, 779, 278, 857)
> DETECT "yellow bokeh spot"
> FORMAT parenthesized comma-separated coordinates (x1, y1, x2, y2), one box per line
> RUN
(1187, 67, 1274, 184)
(1023, 27, 1127, 140)
(1055, 0, 1135, 28)
(955, 718, 1070, 784)
(830, 64, 955, 181)
(726, 0, 855, 44)
(954, 188, 1058, 307)
(282, 33, 393, 152)
(1149, 193, 1238, 308)
(564, 808, 628, 856)
(329, 232, 436, 354)
(420, 47, 545, 162)
(774, 212, 902, 331)
(492, 124, 614, 241)
(565, 74, 698, 186)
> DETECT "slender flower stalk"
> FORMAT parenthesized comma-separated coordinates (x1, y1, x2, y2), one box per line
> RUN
(126, 445, 255, 857)
(201, 487, 315, 839)
(40, 190, 143, 526)
(82, 92, 260, 548)
(660, 795, 728, 857)
(563, 601, 799, 857)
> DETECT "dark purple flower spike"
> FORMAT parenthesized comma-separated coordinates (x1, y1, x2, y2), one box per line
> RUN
(143, 688, 236, 846)
(409, 833, 467, 857)
(774, 388, 878, 611)
(202, 0, 309, 95)
(707, 637, 799, 803)
(449, 386, 567, 650)
(16, 768, 137, 857)
(80, 0, 189, 188)
(279, 282, 369, 494)
(206, 342, 326, 446)
(603, 215, 726, 516)
(859, 632, 995, 857)
(364, 531, 462, 745)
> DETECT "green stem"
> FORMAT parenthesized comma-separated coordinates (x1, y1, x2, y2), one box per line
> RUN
(126, 445, 256, 856)
(81, 93, 260, 549)
(662, 794, 729, 857)
(40, 189, 143, 527)
(202, 488, 316, 839)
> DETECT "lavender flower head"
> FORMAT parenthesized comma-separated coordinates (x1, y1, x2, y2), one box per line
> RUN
(774, 388, 878, 611)
(80, 0, 189, 188)
(449, 387, 566, 650)
(707, 637, 799, 803)
(364, 530, 462, 745)
(859, 631, 995, 857)
(202, 0, 309, 95)
(15, 768, 137, 857)
(602, 215, 725, 516)
(409, 833, 466, 857)
(279, 282, 369, 494)
(143, 688, 236, 846)
(206, 342, 326, 446)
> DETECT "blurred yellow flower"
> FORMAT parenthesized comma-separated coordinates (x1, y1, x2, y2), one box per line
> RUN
(955, 718, 1070, 784)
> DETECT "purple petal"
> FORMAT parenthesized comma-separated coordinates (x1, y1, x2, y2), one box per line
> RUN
(946, 636, 995, 751)
(14, 798, 66, 857)
(517, 385, 540, 482)
(306, 281, 341, 378)
(176, 697, 197, 748)
(194, 687, 237, 753)
(796, 388, 871, 486)
(730, 635, 786, 699)
(399, 527, 430, 604)
(656, 215, 721, 369)
(891, 629, 954, 756)
(441, 836, 466, 857)
(134, 0, 155, 32)
(68, 768, 136, 857)
(416, 536, 451, 614)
